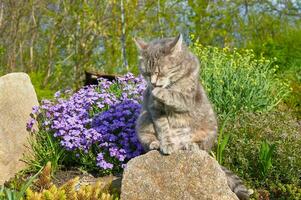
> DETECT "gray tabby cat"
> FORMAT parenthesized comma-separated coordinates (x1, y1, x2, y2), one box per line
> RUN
(135, 34, 217, 154)
(134, 34, 252, 200)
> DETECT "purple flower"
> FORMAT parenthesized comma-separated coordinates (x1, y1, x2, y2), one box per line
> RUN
(26, 118, 36, 131)
(32, 106, 40, 115)
(96, 153, 114, 169)
(54, 91, 61, 98)
(91, 100, 144, 164)
(27, 73, 146, 172)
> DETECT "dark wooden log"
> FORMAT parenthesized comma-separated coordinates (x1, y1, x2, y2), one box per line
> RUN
(84, 71, 118, 86)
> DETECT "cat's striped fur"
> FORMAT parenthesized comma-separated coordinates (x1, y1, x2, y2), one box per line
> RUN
(134, 34, 252, 200)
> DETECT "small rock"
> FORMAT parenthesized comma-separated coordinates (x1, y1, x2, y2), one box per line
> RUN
(0, 73, 39, 185)
(121, 150, 238, 200)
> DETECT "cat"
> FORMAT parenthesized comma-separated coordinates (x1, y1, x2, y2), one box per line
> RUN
(134, 34, 217, 154)
(134, 34, 252, 200)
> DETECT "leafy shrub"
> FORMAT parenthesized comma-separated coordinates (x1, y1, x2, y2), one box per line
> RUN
(221, 111, 301, 198)
(26, 73, 146, 175)
(268, 182, 301, 200)
(191, 41, 290, 117)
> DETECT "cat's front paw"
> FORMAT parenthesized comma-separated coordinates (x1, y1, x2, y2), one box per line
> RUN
(149, 140, 160, 150)
(160, 143, 176, 155)
(152, 87, 165, 102)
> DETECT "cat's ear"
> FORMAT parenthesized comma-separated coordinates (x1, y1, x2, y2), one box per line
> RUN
(169, 34, 183, 54)
(133, 37, 148, 51)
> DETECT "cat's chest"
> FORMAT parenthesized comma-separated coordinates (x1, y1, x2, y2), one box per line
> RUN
(166, 112, 190, 128)
(150, 106, 189, 127)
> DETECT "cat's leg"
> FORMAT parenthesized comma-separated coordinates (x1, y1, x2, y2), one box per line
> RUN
(148, 100, 177, 155)
(169, 127, 200, 151)
(191, 126, 217, 152)
(153, 116, 177, 155)
(136, 110, 160, 151)
(166, 121, 217, 152)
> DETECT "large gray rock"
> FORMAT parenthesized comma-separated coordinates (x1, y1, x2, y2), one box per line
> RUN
(0, 73, 39, 184)
(121, 150, 238, 200)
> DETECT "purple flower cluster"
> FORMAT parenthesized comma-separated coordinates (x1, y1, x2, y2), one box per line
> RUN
(27, 73, 146, 172)
(92, 100, 144, 169)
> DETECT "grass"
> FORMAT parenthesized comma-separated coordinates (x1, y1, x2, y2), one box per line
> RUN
(215, 115, 231, 165)
(22, 129, 66, 175)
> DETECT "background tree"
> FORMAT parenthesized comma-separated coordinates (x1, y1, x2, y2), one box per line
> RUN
(0, 0, 300, 102)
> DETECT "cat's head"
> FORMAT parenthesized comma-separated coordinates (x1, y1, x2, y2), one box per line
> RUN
(134, 34, 187, 88)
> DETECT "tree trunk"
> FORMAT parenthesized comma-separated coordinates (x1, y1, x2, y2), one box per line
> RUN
(120, 0, 128, 70)
(0, 2, 3, 28)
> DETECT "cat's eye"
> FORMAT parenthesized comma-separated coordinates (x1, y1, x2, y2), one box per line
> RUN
(142, 72, 151, 77)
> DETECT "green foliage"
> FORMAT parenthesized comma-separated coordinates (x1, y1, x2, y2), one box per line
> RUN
(259, 140, 276, 177)
(245, 19, 301, 117)
(221, 111, 301, 198)
(25, 181, 118, 200)
(248, 21, 301, 73)
(28, 72, 57, 100)
(24, 162, 119, 200)
(0, 0, 185, 90)
(0, 1, 300, 199)
(2, 163, 119, 200)
(0, 186, 17, 200)
(22, 129, 66, 175)
(269, 182, 301, 200)
(0, 169, 42, 200)
(192, 41, 290, 117)
(215, 117, 230, 165)
(283, 64, 301, 118)
(0, 1, 300, 103)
